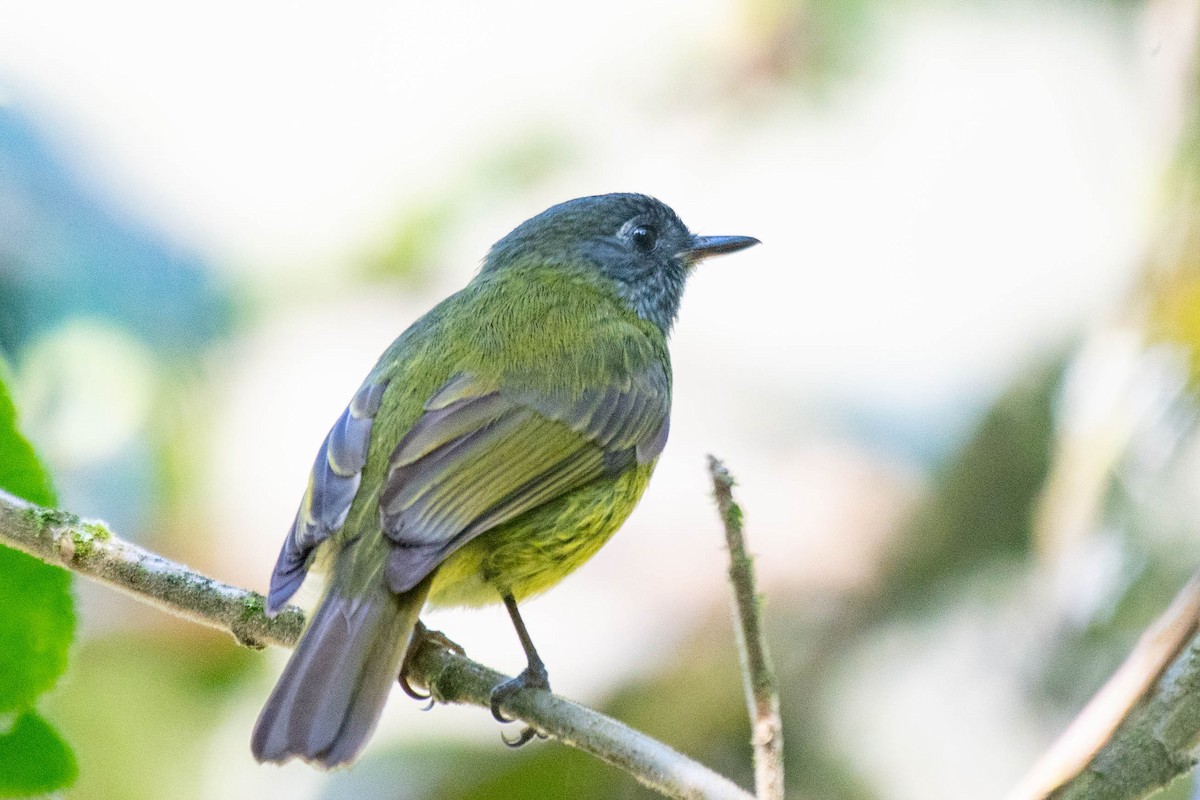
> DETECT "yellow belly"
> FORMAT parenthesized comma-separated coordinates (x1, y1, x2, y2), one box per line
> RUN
(427, 462, 655, 607)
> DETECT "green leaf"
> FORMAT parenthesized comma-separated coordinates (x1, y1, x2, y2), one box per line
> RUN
(0, 712, 78, 797)
(0, 365, 54, 508)
(0, 546, 74, 712)
(0, 364, 76, 794)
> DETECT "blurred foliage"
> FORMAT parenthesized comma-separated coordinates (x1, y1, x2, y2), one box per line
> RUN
(362, 198, 460, 284)
(472, 133, 576, 190)
(361, 130, 576, 284)
(738, 0, 877, 92)
(730, 0, 1143, 104)
(0, 364, 76, 796)
(877, 357, 1063, 612)
(1144, 147, 1200, 385)
(804, 357, 1063, 796)
(44, 630, 256, 800)
(1036, 548, 1199, 712)
(149, 367, 220, 522)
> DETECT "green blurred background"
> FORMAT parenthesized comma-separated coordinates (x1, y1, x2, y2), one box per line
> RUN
(3, 0, 1200, 797)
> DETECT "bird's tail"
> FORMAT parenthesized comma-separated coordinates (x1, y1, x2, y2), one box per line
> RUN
(251, 577, 429, 768)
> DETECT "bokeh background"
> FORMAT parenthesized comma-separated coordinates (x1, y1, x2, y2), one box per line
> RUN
(3, 0, 1200, 797)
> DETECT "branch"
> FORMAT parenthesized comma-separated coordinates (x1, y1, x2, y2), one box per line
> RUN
(0, 488, 753, 800)
(708, 457, 785, 800)
(1007, 571, 1200, 800)
(0, 489, 306, 650)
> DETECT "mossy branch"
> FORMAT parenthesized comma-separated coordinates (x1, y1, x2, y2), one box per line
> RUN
(0, 487, 754, 800)
(0, 489, 307, 650)
(708, 457, 785, 800)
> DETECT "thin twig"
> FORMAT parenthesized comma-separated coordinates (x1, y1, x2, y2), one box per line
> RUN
(1007, 571, 1200, 800)
(0, 488, 753, 800)
(708, 456, 784, 800)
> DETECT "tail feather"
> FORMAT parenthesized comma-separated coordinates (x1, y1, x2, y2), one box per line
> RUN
(252, 579, 429, 767)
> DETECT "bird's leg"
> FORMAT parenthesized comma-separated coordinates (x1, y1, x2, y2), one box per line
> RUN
(490, 593, 551, 747)
(399, 620, 466, 705)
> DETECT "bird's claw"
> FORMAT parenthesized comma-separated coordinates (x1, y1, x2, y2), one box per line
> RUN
(398, 669, 430, 701)
(488, 664, 551, 737)
(398, 622, 466, 705)
(502, 726, 548, 748)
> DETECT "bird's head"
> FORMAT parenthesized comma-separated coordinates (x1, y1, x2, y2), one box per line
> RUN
(482, 193, 759, 332)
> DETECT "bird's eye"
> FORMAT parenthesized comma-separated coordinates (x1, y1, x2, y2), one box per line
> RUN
(630, 225, 658, 253)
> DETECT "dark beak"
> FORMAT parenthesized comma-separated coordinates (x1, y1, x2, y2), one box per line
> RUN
(680, 234, 761, 263)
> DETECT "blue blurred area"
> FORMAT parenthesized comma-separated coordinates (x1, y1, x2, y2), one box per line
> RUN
(0, 100, 234, 536)
(0, 103, 231, 360)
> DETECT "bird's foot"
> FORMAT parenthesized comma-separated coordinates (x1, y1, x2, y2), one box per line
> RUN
(489, 664, 551, 747)
(399, 621, 466, 705)
(501, 725, 549, 748)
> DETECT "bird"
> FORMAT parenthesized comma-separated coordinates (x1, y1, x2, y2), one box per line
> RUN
(250, 192, 759, 767)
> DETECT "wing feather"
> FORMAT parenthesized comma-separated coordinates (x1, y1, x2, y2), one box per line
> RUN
(378, 362, 669, 594)
(266, 378, 388, 613)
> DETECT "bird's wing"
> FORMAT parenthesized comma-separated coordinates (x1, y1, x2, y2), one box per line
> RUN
(378, 363, 670, 593)
(266, 379, 389, 613)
